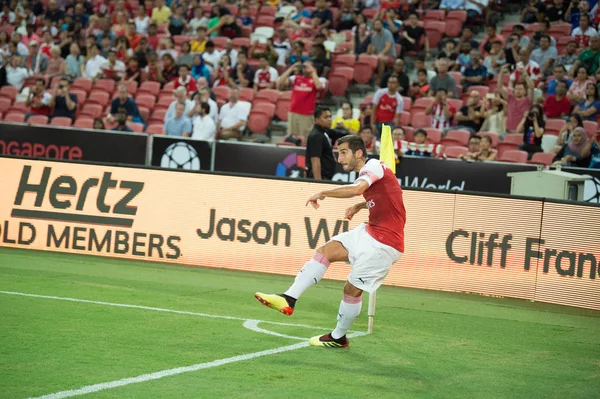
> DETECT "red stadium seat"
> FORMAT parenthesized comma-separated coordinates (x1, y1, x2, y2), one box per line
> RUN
(496, 142, 519, 158)
(127, 121, 145, 133)
(445, 19, 463, 37)
(353, 61, 375, 84)
(424, 128, 442, 144)
(212, 36, 231, 50)
(4, 112, 25, 123)
(402, 97, 412, 112)
(123, 80, 138, 96)
(412, 97, 434, 113)
(149, 109, 167, 124)
(139, 81, 161, 97)
(423, 10, 445, 21)
(255, 15, 275, 27)
(49, 76, 63, 90)
(239, 87, 255, 103)
(328, 72, 349, 97)
(50, 117, 73, 127)
(362, 8, 378, 20)
(135, 94, 156, 109)
(213, 86, 230, 102)
(161, 81, 176, 94)
(79, 103, 104, 118)
(358, 54, 378, 70)
(410, 112, 430, 128)
(332, 54, 356, 70)
(275, 97, 290, 121)
(548, 23, 572, 38)
(477, 131, 500, 148)
(447, 10, 467, 23)
(583, 121, 598, 138)
(0, 97, 12, 113)
(448, 99, 463, 111)
(71, 89, 87, 106)
(258, 5, 277, 16)
(545, 119, 566, 136)
(138, 106, 151, 122)
(529, 152, 555, 166)
(9, 102, 29, 113)
(333, 66, 354, 84)
(254, 89, 278, 105)
(503, 133, 524, 145)
(498, 150, 528, 163)
(232, 37, 251, 50)
(28, 115, 49, 126)
(445, 129, 471, 146)
(445, 146, 469, 158)
(93, 79, 116, 95)
(466, 85, 490, 97)
(252, 102, 276, 118)
(0, 86, 18, 100)
(157, 96, 174, 108)
(73, 77, 93, 93)
(87, 91, 110, 107)
(399, 111, 410, 126)
(146, 124, 164, 135)
(247, 111, 272, 135)
(73, 117, 94, 129)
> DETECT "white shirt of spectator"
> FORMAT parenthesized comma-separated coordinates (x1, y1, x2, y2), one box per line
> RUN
(273, 41, 292, 66)
(225, 49, 238, 67)
(253, 66, 279, 88)
(0, 11, 16, 24)
(6, 65, 30, 90)
(571, 26, 599, 41)
(192, 114, 217, 142)
(510, 60, 540, 82)
(188, 16, 209, 35)
(465, 0, 489, 14)
(202, 50, 223, 73)
(207, 97, 218, 122)
(16, 42, 29, 57)
(135, 16, 150, 35)
(85, 54, 107, 79)
(219, 100, 251, 131)
(99, 59, 126, 78)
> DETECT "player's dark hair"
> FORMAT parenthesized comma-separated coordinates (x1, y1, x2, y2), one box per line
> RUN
(480, 135, 492, 144)
(314, 105, 331, 118)
(470, 135, 482, 142)
(414, 129, 427, 137)
(337, 134, 367, 159)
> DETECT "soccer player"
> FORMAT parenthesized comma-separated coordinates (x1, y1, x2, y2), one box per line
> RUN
(255, 135, 406, 348)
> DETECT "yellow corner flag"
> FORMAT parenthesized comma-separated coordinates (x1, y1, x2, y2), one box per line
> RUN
(379, 124, 396, 174)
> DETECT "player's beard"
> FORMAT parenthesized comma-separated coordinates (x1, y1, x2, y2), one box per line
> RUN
(341, 156, 357, 172)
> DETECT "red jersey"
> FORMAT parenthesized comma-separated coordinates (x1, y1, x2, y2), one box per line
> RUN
(373, 88, 404, 123)
(290, 75, 325, 115)
(254, 67, 278, 89)
(356, 159, 406, 253)
(430, 103, 455, 129)
(174, 75, 198, 93)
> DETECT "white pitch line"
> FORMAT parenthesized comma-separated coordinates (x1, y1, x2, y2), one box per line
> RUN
(27, 341, 311, 399)
(243, 320, 306, 340)
(0, 290, 338, 332)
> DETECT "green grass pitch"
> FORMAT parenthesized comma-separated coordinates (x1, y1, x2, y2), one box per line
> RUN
(0, 247, 599, 399)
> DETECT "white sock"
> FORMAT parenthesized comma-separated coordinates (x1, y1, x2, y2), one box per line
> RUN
(284, 253, 329, 299)
(331, 294, 362, 339)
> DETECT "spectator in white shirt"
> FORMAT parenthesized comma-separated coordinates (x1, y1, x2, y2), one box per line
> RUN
(6, 55, 30, 90)
(253, 54, 279, 91)
(192, 101, 217, 141)
(165, 86, 195, 123)
(190, 86, 218, 122)
(218, 86, 250, 140)
(98, 49, 126, 80)
(202, 41, 222, 74)
(84, 43, 107, 79)
(188, 6, 209, 35)
(572, 14, 598, 47)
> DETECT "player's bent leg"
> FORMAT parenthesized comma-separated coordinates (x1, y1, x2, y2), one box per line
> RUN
(309, 281, 362, 348)
(255, 241, 348, 316)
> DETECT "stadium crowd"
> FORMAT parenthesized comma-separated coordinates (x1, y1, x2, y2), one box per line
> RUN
(0, 0, 599, 168)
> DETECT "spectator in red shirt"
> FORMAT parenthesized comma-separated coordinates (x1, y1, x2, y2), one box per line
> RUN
(543, 80, 571, 119)
(479, 25, 505, 57)
(253, 54, 279, 92)
(146, 23, 159, 51)
(425, 88, 456, 131)
(278, 61, 326, 138)
(174, 64, 198, 95)
(25, 78, 52, 119)
(371, 75, 404, 136)
(498, 64, 534, 132)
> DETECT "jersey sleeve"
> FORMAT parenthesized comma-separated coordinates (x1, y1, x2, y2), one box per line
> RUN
(372, 88, 385, 105)
(356, 159, 385, 187)
(395, 94, 404, 113)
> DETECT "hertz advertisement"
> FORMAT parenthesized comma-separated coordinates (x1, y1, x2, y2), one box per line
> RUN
(0, 157, 598, 311)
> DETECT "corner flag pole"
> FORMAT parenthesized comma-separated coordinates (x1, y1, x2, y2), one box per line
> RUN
(367, 124, 396, 334)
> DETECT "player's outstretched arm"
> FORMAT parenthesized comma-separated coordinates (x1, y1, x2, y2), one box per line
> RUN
(306, 180, 369, 209)
(345, 202, 367, 220)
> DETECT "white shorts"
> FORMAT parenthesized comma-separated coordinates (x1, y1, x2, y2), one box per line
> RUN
(331, 223, 402, 293)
